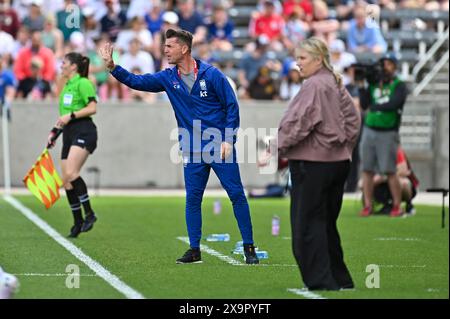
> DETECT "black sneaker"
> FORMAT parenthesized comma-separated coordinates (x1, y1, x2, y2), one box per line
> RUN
(176, 248, 202, 264)
(81, 213, 97, 232)
(406, 202, 416, 215)
(68, 224, 83, 238)
(243, 244, 259, 264)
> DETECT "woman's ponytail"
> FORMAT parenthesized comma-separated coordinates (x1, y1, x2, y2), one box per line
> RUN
(65, 52, 90, 78)
(79, 56, 90, 78)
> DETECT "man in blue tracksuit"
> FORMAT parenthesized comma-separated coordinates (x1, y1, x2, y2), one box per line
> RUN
(99, 29, 259, 264)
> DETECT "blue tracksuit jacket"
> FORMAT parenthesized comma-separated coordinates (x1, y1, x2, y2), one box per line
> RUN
(111, 60, 239, 153)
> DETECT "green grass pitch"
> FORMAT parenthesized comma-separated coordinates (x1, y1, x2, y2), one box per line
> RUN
(0, 195, 448, 299)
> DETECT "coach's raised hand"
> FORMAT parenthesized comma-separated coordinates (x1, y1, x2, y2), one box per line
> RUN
(98, 42, 116, 71)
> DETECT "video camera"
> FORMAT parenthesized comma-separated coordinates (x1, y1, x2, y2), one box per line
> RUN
(352, 61, 384, 85)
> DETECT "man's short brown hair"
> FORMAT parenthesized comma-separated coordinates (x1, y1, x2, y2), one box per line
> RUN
(165, 29, 193, 52)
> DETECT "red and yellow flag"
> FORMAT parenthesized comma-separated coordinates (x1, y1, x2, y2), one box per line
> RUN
(23, 149, 63, 209)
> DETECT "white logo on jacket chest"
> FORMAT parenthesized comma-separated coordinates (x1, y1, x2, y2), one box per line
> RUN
(200, 91, 208, 97)
(199, 79, 207, 90)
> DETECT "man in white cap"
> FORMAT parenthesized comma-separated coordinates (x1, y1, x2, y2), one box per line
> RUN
(152, 11, 180, 69)
(330, 38, 356, 77)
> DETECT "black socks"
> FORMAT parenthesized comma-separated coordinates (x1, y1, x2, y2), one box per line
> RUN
(70, 176, 94, 215)
(65, 188, 83, 225)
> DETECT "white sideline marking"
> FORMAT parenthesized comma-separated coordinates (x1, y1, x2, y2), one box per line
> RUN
(4, 195, 145, 299)
(249, 264, 297, 267)
(14, 273, 97, 277)
(427, 288, 440, 292)
(287, 288, 326, 299)
(379, 265, 426, 268)
(374, 237, 421, 241)
(175, 239, 300, 268)
(177, 237, 299, 267)
(177, 237, 244, 266)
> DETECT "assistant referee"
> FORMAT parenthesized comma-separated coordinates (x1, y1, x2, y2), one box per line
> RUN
(48, 52, 98, 238)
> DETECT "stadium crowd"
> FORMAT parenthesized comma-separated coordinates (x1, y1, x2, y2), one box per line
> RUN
(0, 0, 448, 102)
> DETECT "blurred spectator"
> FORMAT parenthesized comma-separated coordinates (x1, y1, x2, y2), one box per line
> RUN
(100, 0, 127, 42)
(420, 0, 449, 10)
(399, 0, 426, 8)
(238, 37, 281, 98)
(176, 0, 207, 43)
(81, 6, 101, 52)
(329, 39, 356, 76)
(41, 0, 64, 16)
(56, 0, 82, 42)
(67, 31, 87, 54)
(0, 0, 21, 38)
(279, 62, 303, 101)
(193, 40, 215, 63)
(120, 38, 155, 75)
(237, 37, 270, 95)
(127, 66, 156, 103)
(16, 55, 52, 99)
(11, 26, 29, 59)
(83, 0, 110, 21)
(282, 0, 313, 21)
(166, 0, 176, 10)
(116, 16, 153, 54)
(207, 4, 234, 52)
(14, 30, 55, 99)
(12, 0, 33, 21)
(335, 0, 356, 20)
(41, 14, 64, 59)
(126, 0, 153, 20)
(144, 0, 165, 36)
(196, 0, 234, 17)
(360, 146, 419, 215)
(282, 12, 310, 51)
(248, 65, 278, 100)
(22, 0, 45, 32)
(280, 47, 296, 78)
(0, 29, 15, 59)
(347, 4, 387, 54)
(255, 0, 283, 15)
(153, 10, 179, 70)
(87, 36, 110, 90)
(0, 52, 16, 121)
(379, 0, 397, 10)
(310, 0, 340, 44)
(249, 0, 285, 51)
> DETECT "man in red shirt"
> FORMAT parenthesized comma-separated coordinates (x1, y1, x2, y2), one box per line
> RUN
(13, 30, 56, 99)
(282, 0, 313, 21)
(249, 0, 285, 51)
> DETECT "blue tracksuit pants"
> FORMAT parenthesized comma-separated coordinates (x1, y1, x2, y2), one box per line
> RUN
(183, 154, 254, 248)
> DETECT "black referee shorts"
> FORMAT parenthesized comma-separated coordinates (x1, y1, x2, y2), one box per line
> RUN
(61, 118, 98, 160)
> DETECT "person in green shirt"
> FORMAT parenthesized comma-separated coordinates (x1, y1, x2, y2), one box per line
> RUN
(358, 53, 408, 218)
(47, 52, 98, 238)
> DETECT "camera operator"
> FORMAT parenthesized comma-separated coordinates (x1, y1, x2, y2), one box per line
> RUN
(357, 53, 408, 217)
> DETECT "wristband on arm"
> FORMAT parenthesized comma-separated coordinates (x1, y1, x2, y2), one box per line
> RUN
(47, 127, 63, 148)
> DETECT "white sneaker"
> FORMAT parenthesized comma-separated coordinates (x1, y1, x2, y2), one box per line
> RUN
(0, 272, 19, 299)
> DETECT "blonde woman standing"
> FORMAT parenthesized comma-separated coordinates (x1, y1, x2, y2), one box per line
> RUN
(278, 37, 361, 291)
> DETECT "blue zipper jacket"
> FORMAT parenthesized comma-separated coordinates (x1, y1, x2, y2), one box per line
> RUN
(111, 60, 240, 153)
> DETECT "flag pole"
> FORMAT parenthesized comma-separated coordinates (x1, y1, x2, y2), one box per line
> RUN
(2, 102, 11, 196)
